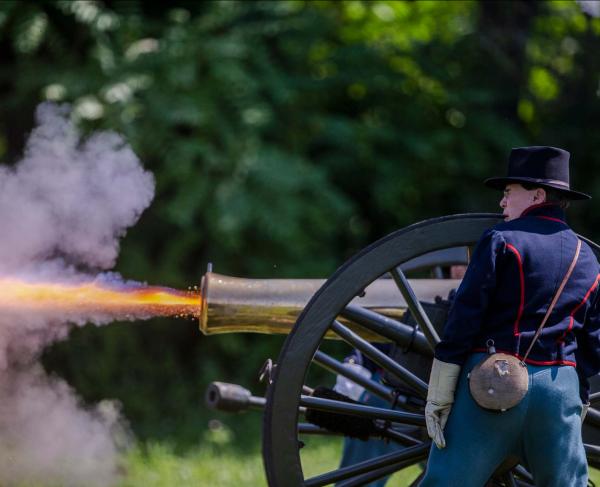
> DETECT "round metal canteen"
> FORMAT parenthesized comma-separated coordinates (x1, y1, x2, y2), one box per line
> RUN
(468, 353, 529, 411)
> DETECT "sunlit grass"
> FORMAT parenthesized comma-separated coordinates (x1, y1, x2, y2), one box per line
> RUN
(120, 441, 346, 487)
(119, 438, 600, 487)
(120, 443, 265, 486)
(121, 438, 419, 487)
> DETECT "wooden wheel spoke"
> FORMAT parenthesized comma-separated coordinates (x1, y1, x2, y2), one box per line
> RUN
(334, 451, 429, 487)
(390, 267, 440, 350)
(330, 320, 428, 397)
(341, 304, 432, 357)
(589, 391, 600, 406)
(585, 406, 600, 428)
(312, 350, 394, 403)
(379, 425, 421, 446)
(584, 443, 600, 464)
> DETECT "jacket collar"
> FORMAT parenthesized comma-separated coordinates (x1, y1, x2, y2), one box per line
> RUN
(520, 202, 566, 223)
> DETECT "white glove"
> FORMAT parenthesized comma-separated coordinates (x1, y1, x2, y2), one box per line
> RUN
(425, 358, 461, 449)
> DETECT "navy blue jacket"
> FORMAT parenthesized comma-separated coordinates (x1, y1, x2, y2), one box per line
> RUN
(435, 203, 600, 400)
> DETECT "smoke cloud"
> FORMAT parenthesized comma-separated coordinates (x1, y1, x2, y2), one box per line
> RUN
(0, 103, 155, 486)
(0, 103, 154, 273)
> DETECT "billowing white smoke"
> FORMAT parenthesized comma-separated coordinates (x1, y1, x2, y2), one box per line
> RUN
(0, 103, 155, 486)
(0, 103, 154, 273)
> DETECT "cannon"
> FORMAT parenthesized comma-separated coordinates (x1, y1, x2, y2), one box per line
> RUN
(202, 214, 600, 486)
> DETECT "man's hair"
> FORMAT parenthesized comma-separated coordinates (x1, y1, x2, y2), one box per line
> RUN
(521, 183, 570, 209)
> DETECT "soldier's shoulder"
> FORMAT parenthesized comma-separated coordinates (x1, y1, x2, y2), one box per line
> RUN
(580, 238, 600, 264)
(474, 224, 508, 249)
(488, 219, 517, 235)
(489, 215, 556, 236)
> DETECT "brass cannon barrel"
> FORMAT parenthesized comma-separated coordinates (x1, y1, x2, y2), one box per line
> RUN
(198, 272, 461, 342)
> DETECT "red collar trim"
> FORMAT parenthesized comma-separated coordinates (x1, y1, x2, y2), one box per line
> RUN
(520, 202, 560, 217)
(536, 215, 565, 224)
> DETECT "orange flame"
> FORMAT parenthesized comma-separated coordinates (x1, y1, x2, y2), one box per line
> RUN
(0, 278, 202, 320)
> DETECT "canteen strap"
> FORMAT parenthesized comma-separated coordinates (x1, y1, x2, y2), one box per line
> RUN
(521, 238, 582, 363)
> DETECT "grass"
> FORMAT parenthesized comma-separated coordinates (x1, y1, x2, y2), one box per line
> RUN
(119, 436, 600, 487)
(119, 435, 419, 487)
(121, 443, 265, 486)
(120, 443, 342, 487)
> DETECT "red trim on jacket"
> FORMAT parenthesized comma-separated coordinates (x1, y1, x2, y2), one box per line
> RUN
(558, 274, 600, 343)
(521, 202, 563, 218)
(536, 216, 565, 224)
(471, 348, 576, 367)
(506, 243, 525, 337)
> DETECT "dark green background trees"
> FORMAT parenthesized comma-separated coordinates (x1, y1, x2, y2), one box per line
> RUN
(1, 0, 599, 447)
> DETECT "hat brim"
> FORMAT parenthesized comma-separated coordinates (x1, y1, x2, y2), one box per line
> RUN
(484, 177, 591, 201)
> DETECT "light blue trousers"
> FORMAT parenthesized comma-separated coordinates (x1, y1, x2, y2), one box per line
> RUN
(420, 353, 588, 487)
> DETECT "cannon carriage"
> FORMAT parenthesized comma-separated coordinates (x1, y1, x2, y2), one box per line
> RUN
(203, 214, 600, 486)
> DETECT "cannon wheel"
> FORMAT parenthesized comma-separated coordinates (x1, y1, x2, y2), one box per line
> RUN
(263, 213, 600, 487)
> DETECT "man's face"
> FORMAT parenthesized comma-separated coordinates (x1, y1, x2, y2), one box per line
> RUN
(499, 183, 543, 221)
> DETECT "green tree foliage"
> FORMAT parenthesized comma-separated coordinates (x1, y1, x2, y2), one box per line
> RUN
(0, 0, 599, 446)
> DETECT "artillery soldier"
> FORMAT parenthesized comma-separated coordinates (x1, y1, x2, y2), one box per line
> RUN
(421, 147, 600, 486)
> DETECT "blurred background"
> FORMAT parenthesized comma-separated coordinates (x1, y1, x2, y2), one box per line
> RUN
(1, 0, 599, 485)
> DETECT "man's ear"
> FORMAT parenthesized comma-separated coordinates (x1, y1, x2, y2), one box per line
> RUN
(534, 188, 547, 203)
